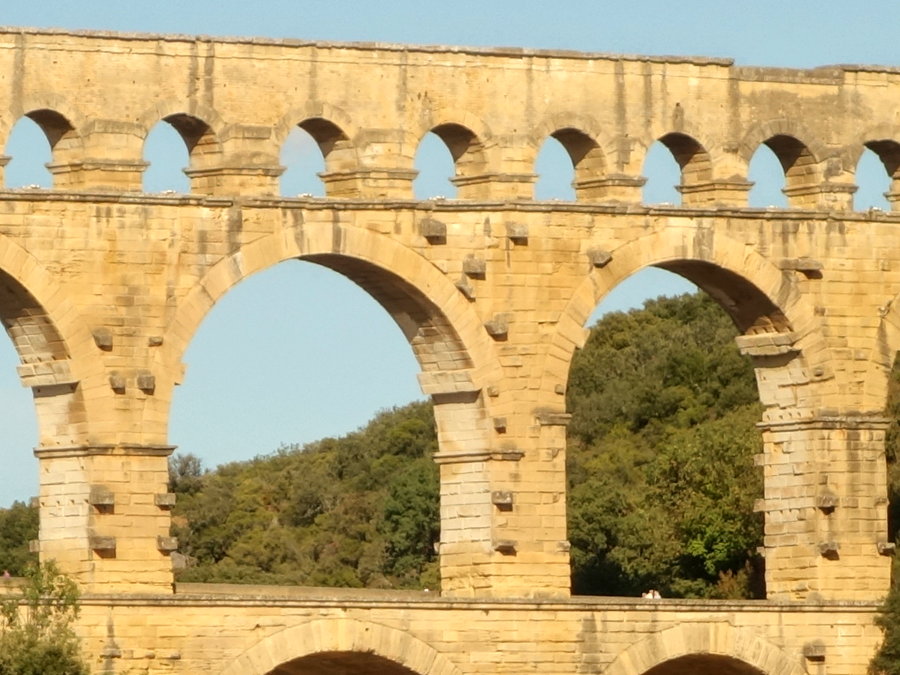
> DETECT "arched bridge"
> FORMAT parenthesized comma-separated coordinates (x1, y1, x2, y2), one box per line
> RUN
(0, 27, 897, 673)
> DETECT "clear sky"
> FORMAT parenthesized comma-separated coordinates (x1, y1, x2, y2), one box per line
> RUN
(0, 0, 896, 504)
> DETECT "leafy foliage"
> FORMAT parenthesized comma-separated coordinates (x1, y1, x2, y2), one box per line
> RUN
(0, 501, 38, 575)
(0, 561, 88, 675)
(566, 294, 764, 597)
(171, 401, 440, 589)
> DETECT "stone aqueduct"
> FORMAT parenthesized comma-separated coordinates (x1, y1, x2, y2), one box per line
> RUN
(1, 26, 900, 673)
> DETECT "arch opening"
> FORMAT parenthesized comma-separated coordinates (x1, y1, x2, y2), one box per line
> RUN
(168, 251, 479, 588)
(280, 118, 355, 197)
(758, 134, 816, 205)
(643, 654, 765, 675)
(152, 113, 223, 191)
(414, 123, 486, 199)
(566, 262, 785, 598)
(659, 132, 712, 191)
(3, 113, 68, 188)
(266, 651, 421, 675)
(143, 120, 191, 193)
(534, 134, 576, 200)
(748, 143, 787, 207)
(642, 140, 682, 205)
(858, 140, 900, 210)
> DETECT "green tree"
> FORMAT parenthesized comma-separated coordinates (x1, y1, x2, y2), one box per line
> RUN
(0, 501, 38, 575)
(0, 561, 88, 675)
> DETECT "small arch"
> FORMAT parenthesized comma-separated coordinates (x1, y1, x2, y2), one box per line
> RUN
(138, 101, 226, 192)
(534, 133, 577, 200)
(3, 116, 52, 188)
(417, 122, 487, 197)
(280, 118, 355, 197)
(740, 121, 823, 207)
(164, 113, 222, 165)
(218, 617, 464, 675)
(748, 144, 788, 208)
(553, 128, 605, 174)
(642, 140, 682, 204)
(603, 624, 805, 675)
(142, 120, 190, 193)
(859, 139, 900, 209)
(659, 132, 713, 187)
(4, 109, 81, 188)
(414, 131, 457, 199)
(544, 228, 822, 405)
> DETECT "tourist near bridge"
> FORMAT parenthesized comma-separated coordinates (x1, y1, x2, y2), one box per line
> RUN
(0, 26, 898, 673)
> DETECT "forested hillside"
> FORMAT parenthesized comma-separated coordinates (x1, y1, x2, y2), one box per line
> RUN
(0, 293, 786, 597)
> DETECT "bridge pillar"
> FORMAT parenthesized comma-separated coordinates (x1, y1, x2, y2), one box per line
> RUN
(757, 415, 891, 601)
(433, 401, 570, 598)
(35, 445, 175, 594)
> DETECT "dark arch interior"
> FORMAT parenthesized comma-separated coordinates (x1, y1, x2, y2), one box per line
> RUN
(297, 118, 350, 158)
(763, 134, 811, 175)
(643, 653, 765, 675)
(430, 122, 481, 163)
(0, 269, 69, 365)
(866, 139, 900, 178)
(551, 127, 602, 168)
(163, 113, 214, 154)
(24, 109, 74, 148)
(267, 651, 420, 675)
(654, 261, 790, 334)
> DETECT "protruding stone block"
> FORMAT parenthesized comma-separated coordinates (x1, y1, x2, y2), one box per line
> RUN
(89, 485, 115, 507)
(491, 491, 514, 509)
(484, 316, 508, 339)
(505, 222, 528, 243)
(90, 535, 117, 553)
(803, 640, 826, 661)
(137, 371, 156, 393)
(462, 255, 486, 278)
(586, 248, 612, 268)
(92, 327, 113, 350)
(155, 493, 177, 509)
(493, 540, 517, 554)
(157, 536, 179, 552)
(419, 217, 447, 244)
(109, 372, 126, 393)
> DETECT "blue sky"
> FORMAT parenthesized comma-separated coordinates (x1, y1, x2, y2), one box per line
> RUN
(0, 0, 895, 504)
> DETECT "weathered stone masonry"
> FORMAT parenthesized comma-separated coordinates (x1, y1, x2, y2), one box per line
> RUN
(1, 26, 899, 673)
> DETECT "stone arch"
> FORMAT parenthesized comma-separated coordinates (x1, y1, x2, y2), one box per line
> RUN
(657, 131, 713, 187)
(280, 117, 359, 194)
(162, 214, 501, 464)
(165, 222, 493, 377)
(603, 623, 805, 675)
(138, 99, 227, 186)
(855, 127, 900, 206)
(739, 120, 827, 206)
(274, 102, 359, 149)
(0, 233, 94, 446)
(414, 108, 492, 193)
(544, 226, 824, 412)
(219, 617, 464, 675)
(4, 95, 87, 187)
(530, 115, 613, 201)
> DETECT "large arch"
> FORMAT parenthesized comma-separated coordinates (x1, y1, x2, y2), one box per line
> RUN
(603, 623, 805, 675)
(162, 218, 497, 384)
(0, 233, 94, 445)
(218, 617, 464, 675)
(544, 225, 823, 404)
